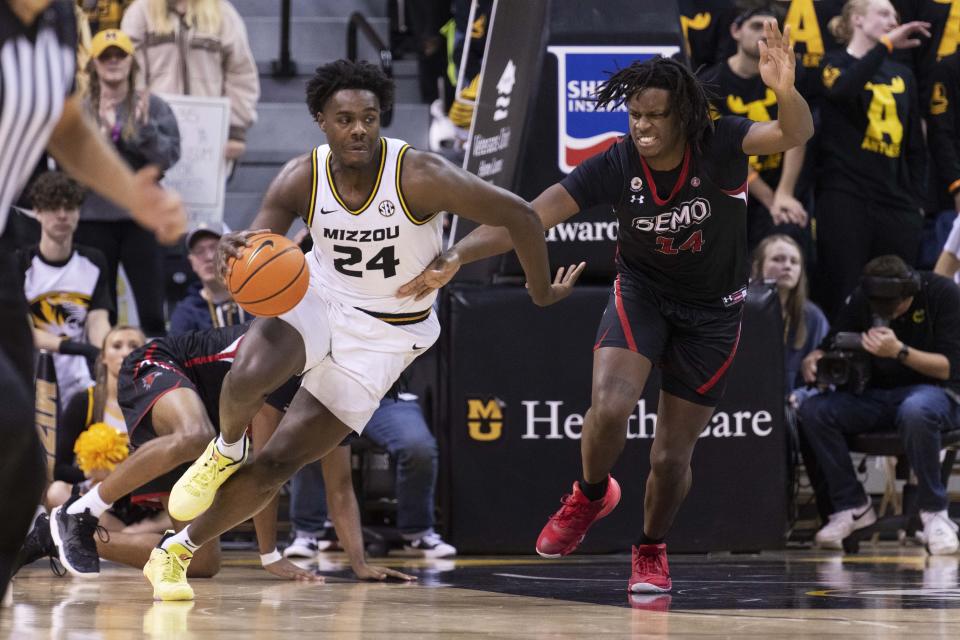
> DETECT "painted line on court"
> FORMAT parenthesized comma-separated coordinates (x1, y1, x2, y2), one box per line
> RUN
(495, 573, 622, 582)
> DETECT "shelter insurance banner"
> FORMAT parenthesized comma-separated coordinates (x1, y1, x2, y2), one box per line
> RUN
(438, 283, 787, 554)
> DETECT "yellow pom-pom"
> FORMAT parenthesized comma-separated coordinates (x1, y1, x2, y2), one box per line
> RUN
(73, 422, 129, 474)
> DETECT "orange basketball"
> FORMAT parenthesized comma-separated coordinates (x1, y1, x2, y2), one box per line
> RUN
(227, 232, 309, 317)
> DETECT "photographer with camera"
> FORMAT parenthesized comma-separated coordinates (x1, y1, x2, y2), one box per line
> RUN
(799, 255, 960, 554)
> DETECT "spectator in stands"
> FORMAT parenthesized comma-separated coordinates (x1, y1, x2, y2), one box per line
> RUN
(78, 28, 180, 337)
(46, 325, 167, 531)
(169, 222, 248, 335)
(925, 52, 960, 231)
(934, 211, 960, 284)
(752, 234, 830, 395)
(285, 394, 456, 559)
(700, 7, 809, 251)
(813, 0, 930, 317)
(121, 0, 260, 162)
(679, 0, 737, 71)
(780, 0, 847, 97)
(20, 172, 114, 407)
(80, 0, 134, 33)
(892, 0, 960, 96)
(799, 255, 960, 554)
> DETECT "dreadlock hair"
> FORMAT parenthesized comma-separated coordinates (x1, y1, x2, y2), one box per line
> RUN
(594, 56, 714, 152)
(306, 60, 395, 119)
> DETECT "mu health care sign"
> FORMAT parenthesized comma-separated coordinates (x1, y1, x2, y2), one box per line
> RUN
(441, 284, 787, 554)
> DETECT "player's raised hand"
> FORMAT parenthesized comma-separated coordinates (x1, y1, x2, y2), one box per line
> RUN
(217, 228, 270, 281)
(526, 262, 587, 306)
(262, 557, 324, 582)
(353, 563, 417, 582)
(758, 22, 796, 94)
(129, 166, 187, 245)
(396, 249, 462, 301)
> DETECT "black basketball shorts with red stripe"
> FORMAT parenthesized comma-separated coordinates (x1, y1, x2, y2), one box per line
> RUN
(594, 272, 743, 406)
(117, 359, 211, 505)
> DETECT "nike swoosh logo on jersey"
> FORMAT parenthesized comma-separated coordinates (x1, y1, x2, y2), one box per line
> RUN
(319, 207, 338, 215)
(412, 344, 426, 350)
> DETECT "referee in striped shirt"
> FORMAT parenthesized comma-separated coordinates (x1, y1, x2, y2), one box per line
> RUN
(1, 0, 185, 601)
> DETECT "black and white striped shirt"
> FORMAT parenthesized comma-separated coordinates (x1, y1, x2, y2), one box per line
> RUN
(0, 0, 76, 235)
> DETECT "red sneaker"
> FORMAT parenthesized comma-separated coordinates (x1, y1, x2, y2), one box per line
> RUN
(535, 476, 621, 558)
(628, 543, 671, 593)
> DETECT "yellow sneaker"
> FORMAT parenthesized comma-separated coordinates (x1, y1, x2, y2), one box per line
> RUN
(143, 536, 194, 601)
(168, 438, 247, 521)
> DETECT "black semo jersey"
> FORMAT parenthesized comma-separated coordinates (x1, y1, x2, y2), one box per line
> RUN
(561, 116, 754, 308)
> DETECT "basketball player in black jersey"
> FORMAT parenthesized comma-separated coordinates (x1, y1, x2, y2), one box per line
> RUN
(25, 325, 411, 596)
(400, 23, 813, 593)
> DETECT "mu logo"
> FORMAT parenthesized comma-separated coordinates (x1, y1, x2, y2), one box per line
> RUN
(466, 397, 504, 441)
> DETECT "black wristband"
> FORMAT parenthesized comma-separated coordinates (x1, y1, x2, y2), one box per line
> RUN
(59, 339, 100, 361)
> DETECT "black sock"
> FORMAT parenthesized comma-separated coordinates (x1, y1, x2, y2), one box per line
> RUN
(636, 532, 664, 546)
(578, 476, 608, 501)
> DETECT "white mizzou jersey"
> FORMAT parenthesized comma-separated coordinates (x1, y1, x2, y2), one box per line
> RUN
(305, 137, 443, 320)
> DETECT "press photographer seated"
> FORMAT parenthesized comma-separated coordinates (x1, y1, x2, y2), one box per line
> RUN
(798, 255, 960, 554)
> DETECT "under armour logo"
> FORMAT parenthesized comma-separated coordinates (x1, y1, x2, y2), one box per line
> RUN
(630, 194, 645, 204)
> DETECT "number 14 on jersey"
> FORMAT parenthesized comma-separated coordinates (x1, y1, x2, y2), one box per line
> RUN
(655, 230, 703, 255)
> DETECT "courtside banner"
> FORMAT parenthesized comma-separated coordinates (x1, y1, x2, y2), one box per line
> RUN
(438, 283, 787, 554)
(548, 46, 680, 174)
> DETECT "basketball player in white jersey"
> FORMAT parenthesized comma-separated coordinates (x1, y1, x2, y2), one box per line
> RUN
(139, 59, 580, 599)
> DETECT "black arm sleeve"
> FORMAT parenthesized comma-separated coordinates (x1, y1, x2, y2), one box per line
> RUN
(925, 60, 960, 196)
(56, 388, 91, 484)
(559, 142, 625, 211)
(820, 45, 889, 101)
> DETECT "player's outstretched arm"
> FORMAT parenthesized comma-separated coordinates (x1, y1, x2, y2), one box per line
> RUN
(742, 22, 814, 156)
(216, 154, 312, 279)
(398, 182, 585, 301)
(398, 153, 584, 305)
(320, 448, 416, 582)
(47, 95, 186, 245)
(400, 150, 558, 306)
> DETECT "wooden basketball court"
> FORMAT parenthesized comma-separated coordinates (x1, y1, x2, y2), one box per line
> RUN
(4, 547, 960, 638)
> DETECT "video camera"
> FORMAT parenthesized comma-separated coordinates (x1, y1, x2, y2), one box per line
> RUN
(816, 332, 872, 394)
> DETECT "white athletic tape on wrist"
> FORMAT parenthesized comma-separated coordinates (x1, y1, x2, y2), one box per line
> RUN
(260, 549, 282, 566)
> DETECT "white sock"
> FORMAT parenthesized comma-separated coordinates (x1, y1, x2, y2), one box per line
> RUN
(162, 527, 199, 554)
(215, 434, 246, 461)
(66, 484, 112, 518)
